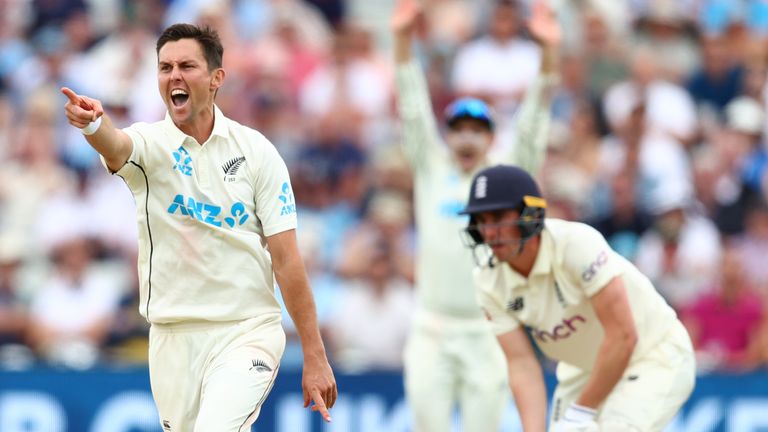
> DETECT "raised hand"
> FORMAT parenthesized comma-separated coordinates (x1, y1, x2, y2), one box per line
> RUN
(527, 0, 561, 48)
(391, 0, 422, 36)
(61, 87, 104, 129)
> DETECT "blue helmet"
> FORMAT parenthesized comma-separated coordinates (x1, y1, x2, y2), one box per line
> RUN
(444, 98, 495, 131)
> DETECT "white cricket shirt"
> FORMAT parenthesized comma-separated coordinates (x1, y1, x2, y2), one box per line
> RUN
(396, 59, 552, 318)
(110, 106, 296, 324)
(475, 219, 680, 371)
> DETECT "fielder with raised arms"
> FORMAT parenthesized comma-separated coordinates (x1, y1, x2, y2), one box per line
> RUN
(461, 164, 695, 431)
(392, 0, 560, 430)
(61, 23, 335, 431)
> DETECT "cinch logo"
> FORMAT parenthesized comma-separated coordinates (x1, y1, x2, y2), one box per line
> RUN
(530, 315, 586, 343)
(167, 194, 249, 228)
(582, 251, 608, 282)
(279, 182, 296, 216)
(172, 146, 192, 176)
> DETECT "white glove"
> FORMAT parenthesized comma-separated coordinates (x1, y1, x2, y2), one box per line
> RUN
(552, 403, 599, 432)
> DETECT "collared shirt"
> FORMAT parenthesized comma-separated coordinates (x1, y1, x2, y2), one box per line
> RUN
(110, 105, 296, 324)
(475, 219, 679, 371)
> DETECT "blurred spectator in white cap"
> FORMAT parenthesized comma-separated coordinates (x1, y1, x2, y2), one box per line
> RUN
(598, 96, 693, 214)
(710, 96, 768, 234)
(632, 0, 700, 83)
(634, 180, 722, 309)
(603, 46, 699, 147)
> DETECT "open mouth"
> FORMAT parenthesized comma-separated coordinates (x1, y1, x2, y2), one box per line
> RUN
(171, 89, 189, 107)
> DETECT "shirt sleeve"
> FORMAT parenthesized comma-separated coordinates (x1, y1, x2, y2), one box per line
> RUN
(506, 73, 557, 175)
(253, 138, 298, 237)
(560, 223, 623, 298)
(110, 123, 149, 189)
(474, 267, 521, 335)
(395, 59, 446, 172)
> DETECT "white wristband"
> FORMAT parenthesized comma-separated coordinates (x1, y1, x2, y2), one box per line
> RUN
(81, 116, 103, 135)
(563, 403, 597, 423)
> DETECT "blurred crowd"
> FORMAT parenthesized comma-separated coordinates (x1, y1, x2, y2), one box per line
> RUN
(2, 0, 768, 374)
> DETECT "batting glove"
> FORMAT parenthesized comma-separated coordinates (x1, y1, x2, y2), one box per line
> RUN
(552, 403, 599, 432)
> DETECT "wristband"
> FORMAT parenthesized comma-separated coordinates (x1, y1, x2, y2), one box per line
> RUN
(563, 403, 597, 423)
(81, 116, 103, 135)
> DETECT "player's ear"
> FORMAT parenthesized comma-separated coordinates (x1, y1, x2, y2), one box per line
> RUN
(211, 68, 225, 90)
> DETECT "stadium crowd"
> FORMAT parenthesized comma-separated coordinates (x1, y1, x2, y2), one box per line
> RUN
(1, 0, 768, 374)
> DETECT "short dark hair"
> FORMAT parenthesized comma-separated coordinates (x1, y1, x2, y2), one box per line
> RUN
(156, 23, 223, 70)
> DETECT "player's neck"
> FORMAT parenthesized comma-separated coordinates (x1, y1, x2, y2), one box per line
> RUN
(505, 236, 539, 277)
(177, 107, 215, 145)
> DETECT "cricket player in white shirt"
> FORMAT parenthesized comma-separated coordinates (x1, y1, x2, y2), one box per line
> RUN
(392, 0, 560, 430)
(61, 23, 336, 431)
(460, 164, 696, 432)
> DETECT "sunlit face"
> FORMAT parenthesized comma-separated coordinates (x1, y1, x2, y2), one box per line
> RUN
(475, 209, 524, 259)
(157, 39, 223, 128)
(445, 118, 493, 173)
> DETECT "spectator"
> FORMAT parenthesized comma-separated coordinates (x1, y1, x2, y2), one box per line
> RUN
(452, 0, 540, 106)
(681, 242, 766, 371)
(634, 182, 722, 309)
(328, 241, 414, 372)
(27, 234, 124, 368)
(0, 235, 31, 360)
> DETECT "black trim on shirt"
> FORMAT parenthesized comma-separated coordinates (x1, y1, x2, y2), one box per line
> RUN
(119, 161, 154, 321)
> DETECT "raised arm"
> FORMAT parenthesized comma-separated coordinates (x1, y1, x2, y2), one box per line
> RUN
(508, 0, 560, 174)
(61, 87, 133, 173)
(392, 0, 444, 169)
(267, 229, 337, 422)
(497, 327, 548, 431)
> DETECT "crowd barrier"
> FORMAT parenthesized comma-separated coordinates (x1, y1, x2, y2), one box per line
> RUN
(1, 368, 767, 431)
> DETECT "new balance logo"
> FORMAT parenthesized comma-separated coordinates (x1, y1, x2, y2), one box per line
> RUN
(507, 297, 524, 311)
(249, 359, 272, 373)
(222, 156, 245, 182)
(162, 420, 171, 431)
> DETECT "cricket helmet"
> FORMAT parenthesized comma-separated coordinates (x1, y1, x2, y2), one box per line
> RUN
(459, 164, 546, 248)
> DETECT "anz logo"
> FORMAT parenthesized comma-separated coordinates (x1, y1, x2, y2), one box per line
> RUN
(167, 194, 249, 228)
(279, 182, 296, 216)
(529, 315, 587, 343)
(172, 146, 193, 176)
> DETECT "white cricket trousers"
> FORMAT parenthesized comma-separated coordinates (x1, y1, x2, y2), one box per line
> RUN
(148, 315, 285, 432)
(404, 309, 509, 432)
(549, 320, 696, 432)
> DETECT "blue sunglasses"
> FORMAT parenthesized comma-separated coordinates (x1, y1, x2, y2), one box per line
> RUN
(445, 98, 495, 130)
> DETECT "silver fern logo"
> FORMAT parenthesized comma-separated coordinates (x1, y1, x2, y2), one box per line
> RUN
(222, 156, 245, 182)
(249, 359, 272, 373)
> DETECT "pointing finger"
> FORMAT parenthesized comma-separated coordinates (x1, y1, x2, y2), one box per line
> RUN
(310, 389, 332, 422)
(61, 87, 95, 111)
(61, 87, 80, 104)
